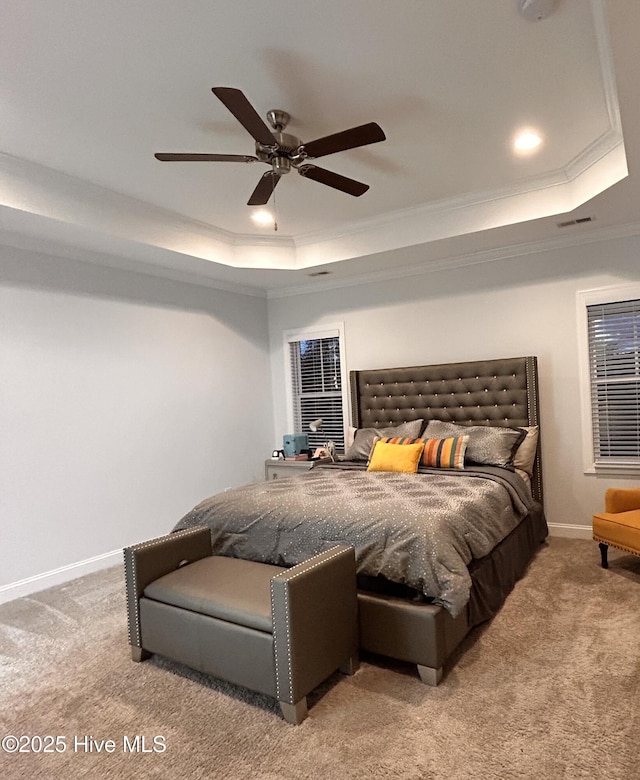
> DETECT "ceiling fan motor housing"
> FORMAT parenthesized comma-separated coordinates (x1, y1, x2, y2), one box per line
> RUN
(256, 130, 304, 173)
(272, 156, 291, 175)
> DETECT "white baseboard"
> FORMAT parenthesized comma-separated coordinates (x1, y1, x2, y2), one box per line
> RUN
(547, 522, 592, 540)
(0, 523, 593, 605)
(0, 549, 122, 605)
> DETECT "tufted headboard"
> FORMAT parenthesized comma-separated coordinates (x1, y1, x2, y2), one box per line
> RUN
(349, 356, 543, 505)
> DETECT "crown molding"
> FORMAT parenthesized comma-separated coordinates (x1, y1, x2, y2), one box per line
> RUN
(0, 223, 268, 299)
(292, 170, 567, 252)
(0, 4, 628, 284)
(0, 108, 627, 279)
(291, 130, 625, 268)
(591, 0, 624, 134)
(268, 218, 640, 299)
(0, 152, 238, 244)
(0, 152, 295, 270)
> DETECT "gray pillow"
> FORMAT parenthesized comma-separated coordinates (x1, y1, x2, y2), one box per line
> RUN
(344, 419, 424, 461)
(424, 420, 525, 468)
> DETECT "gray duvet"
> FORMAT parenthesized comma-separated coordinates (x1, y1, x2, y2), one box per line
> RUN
(173, 464, 534, 617)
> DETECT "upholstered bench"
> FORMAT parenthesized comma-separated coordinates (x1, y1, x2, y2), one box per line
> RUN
(592, 488, 640, 568)
(124, 526, 359, 724)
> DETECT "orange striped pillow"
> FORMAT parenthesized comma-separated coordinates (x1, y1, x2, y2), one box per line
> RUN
(369, 435, 467, 469)
(368, 436, 419, 462)
(421, 436, 467, 469)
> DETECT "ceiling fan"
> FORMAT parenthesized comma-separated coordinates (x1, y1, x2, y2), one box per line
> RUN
(155, 87, 386, 206)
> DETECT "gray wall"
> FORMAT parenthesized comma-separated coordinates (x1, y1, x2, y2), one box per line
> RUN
(4, 229, 640, 596)
(268, 233, 640, 535)
(0, 245, 273, 591)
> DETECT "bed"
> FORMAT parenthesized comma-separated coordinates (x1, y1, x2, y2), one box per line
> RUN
(174, 355, 547, 685)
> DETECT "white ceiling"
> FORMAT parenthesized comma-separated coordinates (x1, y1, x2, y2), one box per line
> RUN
(0, 0, 638, 296)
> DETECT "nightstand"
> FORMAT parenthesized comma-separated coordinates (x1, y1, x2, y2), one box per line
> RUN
(264, 459, 316, 480)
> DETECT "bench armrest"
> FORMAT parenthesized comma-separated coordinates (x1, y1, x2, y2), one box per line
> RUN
(123, 526, 212, 648)
(605, 488, 640, 514)
(270, 545, 358, 705)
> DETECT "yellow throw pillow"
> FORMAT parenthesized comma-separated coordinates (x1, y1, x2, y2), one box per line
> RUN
(367, 435, 467, 469)
(367, 440, 425, 474)
(367, 435, 420, 461)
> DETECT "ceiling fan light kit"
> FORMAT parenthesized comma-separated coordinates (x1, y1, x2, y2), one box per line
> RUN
(155, 87, 386, 207)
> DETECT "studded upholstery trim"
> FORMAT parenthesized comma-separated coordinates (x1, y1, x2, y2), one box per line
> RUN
(270, 545, 347, 704)
(350, 356, 543, 505)
(592, 535, 640, 558)
(123, 527, 211, 648)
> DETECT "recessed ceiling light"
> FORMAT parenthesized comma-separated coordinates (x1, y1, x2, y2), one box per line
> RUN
(251, 209, 274, 225)
(513, 129, 543, 154)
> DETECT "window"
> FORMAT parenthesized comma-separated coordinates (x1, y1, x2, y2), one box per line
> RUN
(285, 326, 347, 452)
(578, 285, 640, 472)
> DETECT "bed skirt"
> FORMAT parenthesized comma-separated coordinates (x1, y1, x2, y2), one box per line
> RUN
(356, 505, 547, 671)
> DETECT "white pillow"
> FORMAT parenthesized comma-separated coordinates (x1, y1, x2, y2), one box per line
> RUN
(512, 425, 539, 477)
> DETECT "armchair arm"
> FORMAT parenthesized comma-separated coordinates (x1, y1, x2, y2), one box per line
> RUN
(123, 526, 212, 648)
(270, 545, 358, 706)
(604, 488, 640, 514)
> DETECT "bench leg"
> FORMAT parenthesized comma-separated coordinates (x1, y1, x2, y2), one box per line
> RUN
(339, 652, 360, 676)
(417, 664, 443, 686)
(279, 698, 308, 725)
(599, 542, 609, 569)
(131, 646, 151, 662)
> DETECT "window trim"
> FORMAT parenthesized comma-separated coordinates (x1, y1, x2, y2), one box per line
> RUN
(282, 322, 349, 448)
(577, 283, 640, 475)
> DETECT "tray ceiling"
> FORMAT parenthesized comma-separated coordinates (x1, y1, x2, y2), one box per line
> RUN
(0, 0, 637, 295)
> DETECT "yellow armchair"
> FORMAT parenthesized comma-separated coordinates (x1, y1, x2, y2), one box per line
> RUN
(592, 488, 640, 568)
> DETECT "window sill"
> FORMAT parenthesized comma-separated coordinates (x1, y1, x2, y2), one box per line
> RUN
(585, 463, 640, 477)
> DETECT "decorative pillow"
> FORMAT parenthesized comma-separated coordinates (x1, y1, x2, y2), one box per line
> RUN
(421, 436, 468, 469)
(424, 420, 525, 468)
(512, 425, 539, 477)
(514, 467, 531, 491)
(344, 419, 424, 461)
(368, 435, 467, 469)
(367, 440, 425, 473)
(367, 435, 417, 461)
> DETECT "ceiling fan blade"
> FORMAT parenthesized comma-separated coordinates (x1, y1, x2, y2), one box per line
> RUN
(212, 87, 276, 147)
(155, 153, 258, 162)
(303, 122, 386, 159)
(298, 164, 369, 196)
(247, 171, 281, 206)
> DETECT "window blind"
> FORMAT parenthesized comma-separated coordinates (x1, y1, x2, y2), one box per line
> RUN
(289, 335, 345, 450)
(587, 298, 640, 464)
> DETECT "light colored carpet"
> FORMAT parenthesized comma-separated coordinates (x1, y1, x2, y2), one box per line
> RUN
(0, 537, 638, 779)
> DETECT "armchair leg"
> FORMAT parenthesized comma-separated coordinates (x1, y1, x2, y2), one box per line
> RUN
(339, 652, 360, 676)
(131, 646, 151, 662)
(279, 698, 308, 725)
(599, 542, 609, 569)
